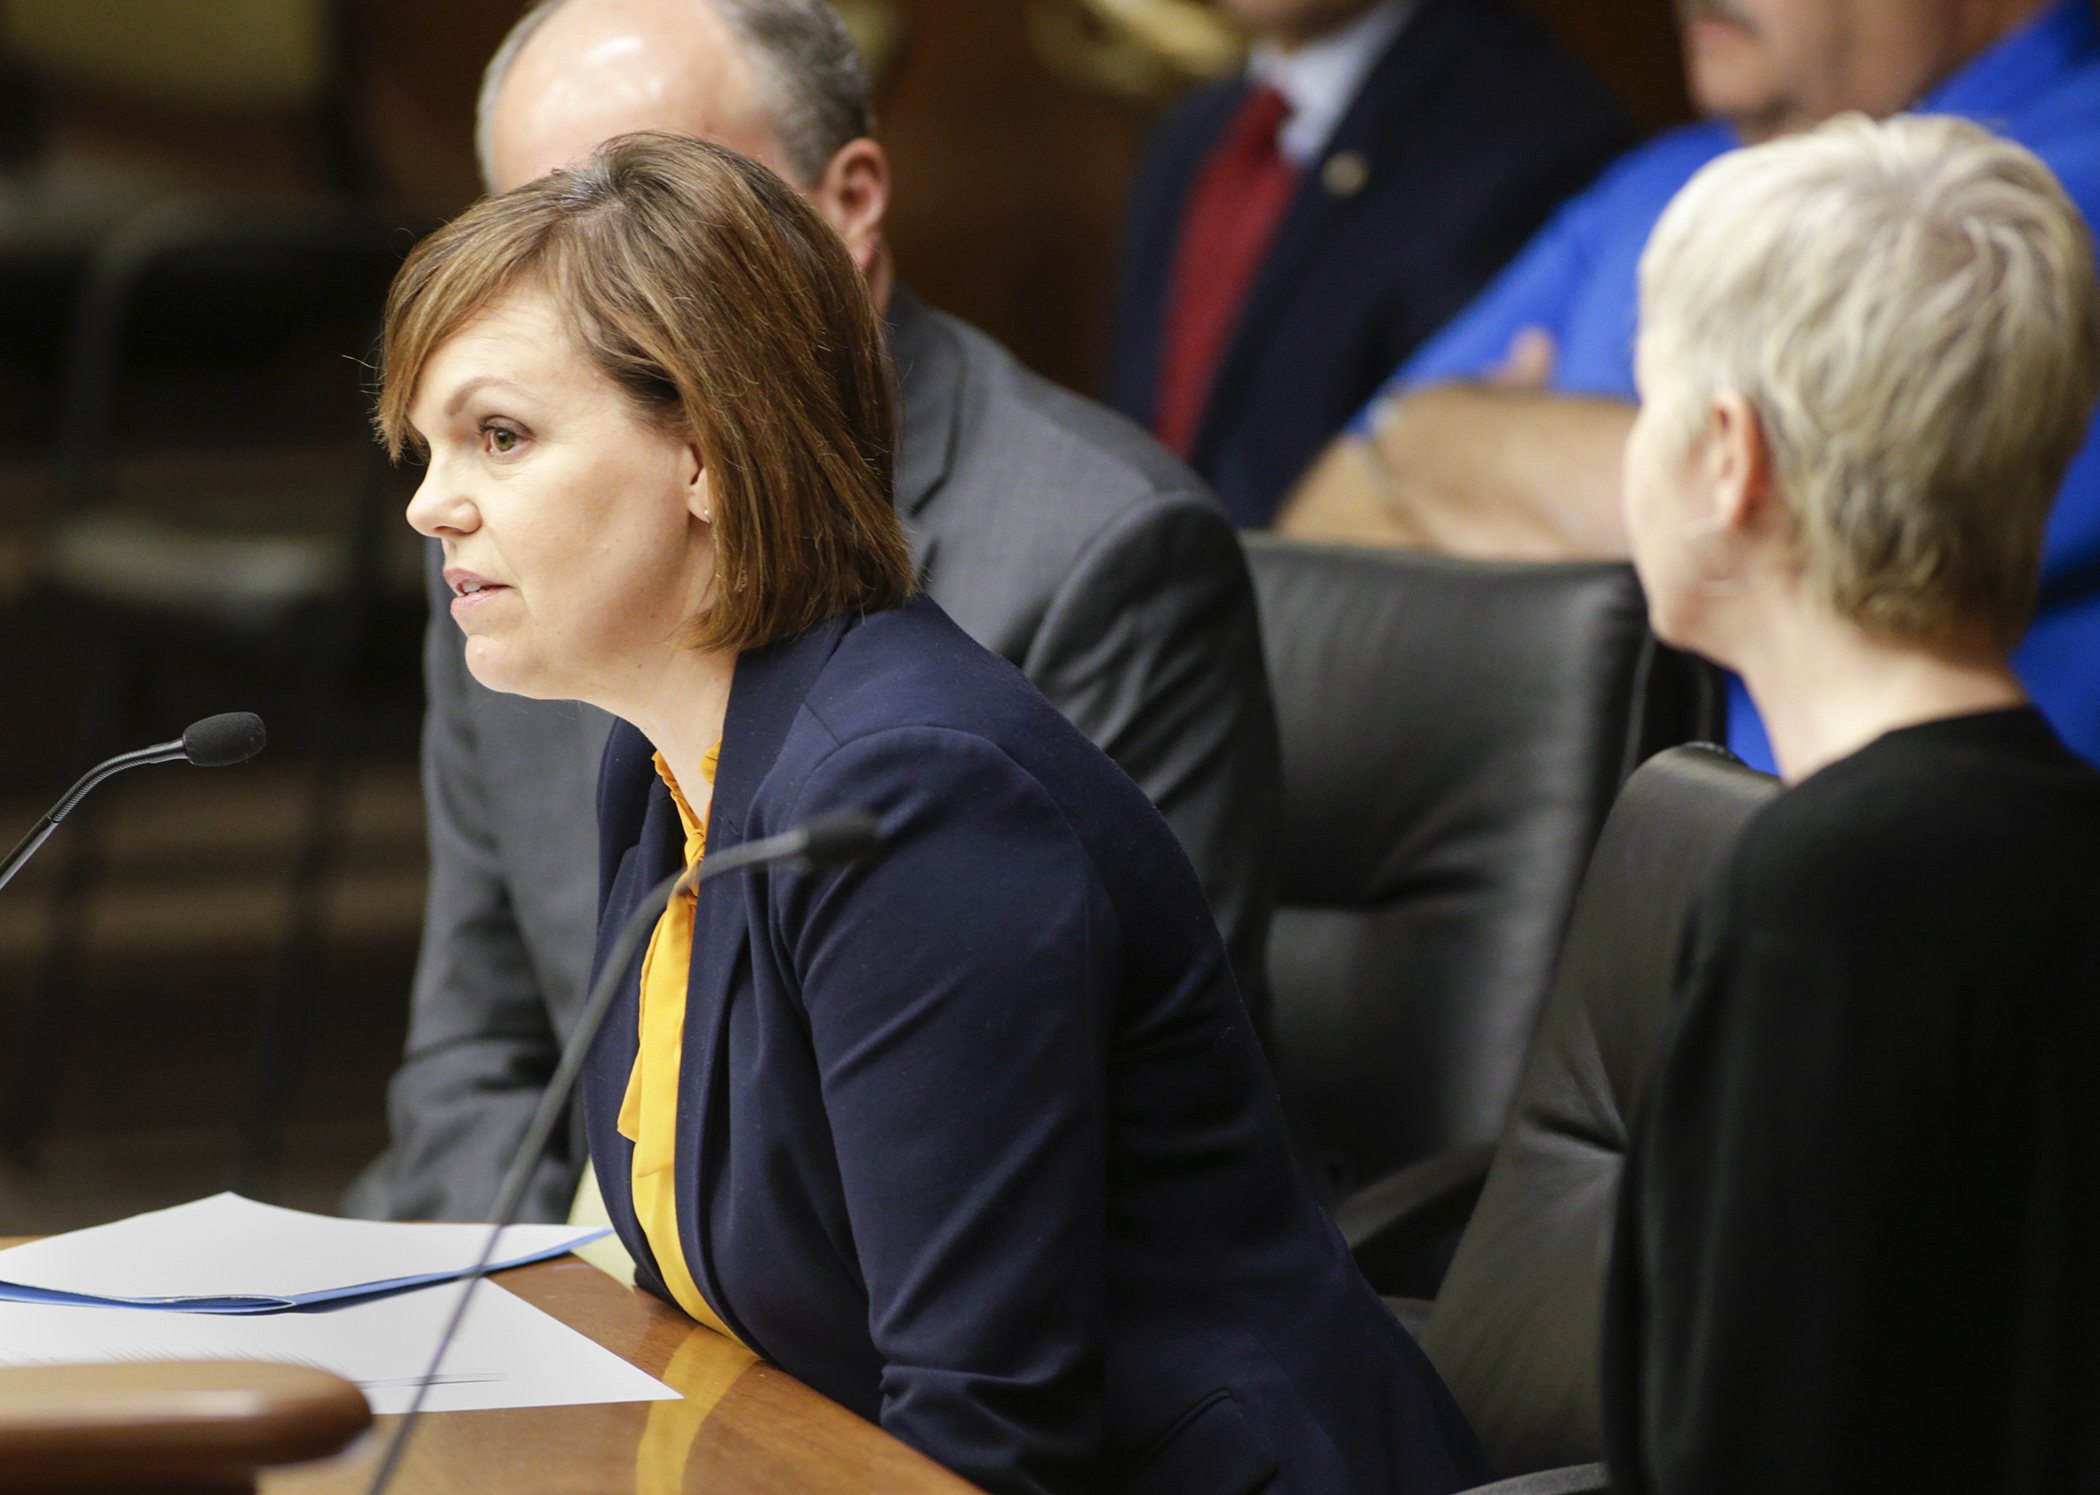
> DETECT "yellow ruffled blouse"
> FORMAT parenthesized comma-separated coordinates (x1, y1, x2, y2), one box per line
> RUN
(618, 744, 743, 1345)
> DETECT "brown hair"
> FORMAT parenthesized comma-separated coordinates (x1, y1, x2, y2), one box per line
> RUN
(378, 131, 915, 653)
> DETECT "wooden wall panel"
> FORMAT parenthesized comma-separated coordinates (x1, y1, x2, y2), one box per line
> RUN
(358, 0, 520, 207)
(877, 0, 1143, 394)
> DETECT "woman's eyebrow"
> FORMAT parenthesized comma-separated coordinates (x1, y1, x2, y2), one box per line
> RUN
(443, 375, 528, 418)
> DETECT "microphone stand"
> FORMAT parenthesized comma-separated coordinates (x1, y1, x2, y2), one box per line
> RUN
(363, 811, 879, 1495)
(0, 741, 190, 895)
(0, 713, 266, 895)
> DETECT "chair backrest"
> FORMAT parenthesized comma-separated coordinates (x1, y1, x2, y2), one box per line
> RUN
(1246, 537, 1719, 1200)
(58, 202, 410, 508)
(38, 203, 417, 630)
(1418, 744, 1779, 1475)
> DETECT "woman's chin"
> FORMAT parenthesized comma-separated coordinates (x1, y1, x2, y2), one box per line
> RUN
(462, 639, 561, 700)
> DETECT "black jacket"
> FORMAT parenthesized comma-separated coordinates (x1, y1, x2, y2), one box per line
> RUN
(1606, 709, 2100, 1492)
(1109, 0, 1631, 527)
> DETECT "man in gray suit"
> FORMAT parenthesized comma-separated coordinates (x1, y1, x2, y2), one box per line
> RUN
(347, 0, 1279, 1221)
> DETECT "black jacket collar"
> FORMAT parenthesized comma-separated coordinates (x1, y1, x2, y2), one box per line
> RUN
(707, 611, 855, 844)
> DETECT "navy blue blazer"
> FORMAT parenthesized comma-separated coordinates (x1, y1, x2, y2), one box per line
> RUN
(584, 596, 1489, 1495)
(1108, 0, 1632, 528)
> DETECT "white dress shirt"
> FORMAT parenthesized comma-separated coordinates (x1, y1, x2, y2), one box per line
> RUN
(1247, 0, 1418, 167)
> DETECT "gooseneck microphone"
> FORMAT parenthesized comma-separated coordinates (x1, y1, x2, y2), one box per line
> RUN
(0, 712, 267, 894)
(364, 808, 883, 1495)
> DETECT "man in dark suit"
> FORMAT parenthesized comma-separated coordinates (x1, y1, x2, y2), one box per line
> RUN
(345, 0, 1280, 1224)
(1109, 0, 1631, 529)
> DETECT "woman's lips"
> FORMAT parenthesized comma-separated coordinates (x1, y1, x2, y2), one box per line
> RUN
(444, 569, 512, 617)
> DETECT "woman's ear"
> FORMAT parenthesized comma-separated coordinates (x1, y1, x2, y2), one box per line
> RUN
(1703, 388, 1775, 540)
(685, 443, 712, 525)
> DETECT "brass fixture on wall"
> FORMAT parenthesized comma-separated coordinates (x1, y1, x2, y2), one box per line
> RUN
(1029, 0, 1244, 106)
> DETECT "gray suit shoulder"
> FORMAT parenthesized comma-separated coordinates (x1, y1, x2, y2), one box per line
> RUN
(935, 306, 1217, 516)
(894, 300, 1274, 1019)
(901, 303, 1240, 659)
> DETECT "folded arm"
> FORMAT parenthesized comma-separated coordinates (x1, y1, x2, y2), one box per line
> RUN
(1277, 380, 1636, 560)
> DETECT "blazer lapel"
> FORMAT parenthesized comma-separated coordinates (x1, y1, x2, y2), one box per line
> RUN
(1112, 75, 1250, 430)
(704, 614, 854, 844)
(667, 614, 854, 1347)
(671, 872, 750, 1343)
(582, 759, 683, 1301)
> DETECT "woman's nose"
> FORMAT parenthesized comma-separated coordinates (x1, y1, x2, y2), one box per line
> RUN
(405, 463, 478, 540)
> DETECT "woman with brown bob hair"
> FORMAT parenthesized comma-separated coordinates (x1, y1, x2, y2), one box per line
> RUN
(383, 133, 1487, 1495)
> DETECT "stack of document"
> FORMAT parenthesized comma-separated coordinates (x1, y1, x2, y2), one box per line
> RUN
(0, 1194, 609, 1312)
(0, 1194, 679, 1414)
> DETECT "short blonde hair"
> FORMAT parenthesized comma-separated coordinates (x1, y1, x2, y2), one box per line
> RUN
(378, 132, 914, 654)
(1639, 113, 2100, 650)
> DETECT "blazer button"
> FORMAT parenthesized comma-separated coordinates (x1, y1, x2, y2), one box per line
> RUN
(1322, 150, 1370, 198)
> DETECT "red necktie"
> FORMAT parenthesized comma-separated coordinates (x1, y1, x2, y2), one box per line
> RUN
(1154, 83, 1299, 460)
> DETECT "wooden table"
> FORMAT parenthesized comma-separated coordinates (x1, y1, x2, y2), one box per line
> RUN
(270, 1256, 982, 1495)
(0, 1240, 978, 1495)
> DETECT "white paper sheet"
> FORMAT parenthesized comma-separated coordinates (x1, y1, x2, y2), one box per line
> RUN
(0, 1278, 679, 1414)
(0, 1194, 610, 1312)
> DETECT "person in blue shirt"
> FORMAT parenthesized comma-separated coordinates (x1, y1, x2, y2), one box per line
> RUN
(1277, 0, 2100, 774)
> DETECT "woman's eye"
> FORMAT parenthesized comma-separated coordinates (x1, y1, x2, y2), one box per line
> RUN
(490, 429, 517, 453)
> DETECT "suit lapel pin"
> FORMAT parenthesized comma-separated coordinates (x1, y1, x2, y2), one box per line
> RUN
(1322, 150, 1369, 198)
(1321, 150, 1370, 198)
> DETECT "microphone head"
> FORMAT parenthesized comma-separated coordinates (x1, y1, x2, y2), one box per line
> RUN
(796, 809, 882, 869)
(182, 712, 267, 768)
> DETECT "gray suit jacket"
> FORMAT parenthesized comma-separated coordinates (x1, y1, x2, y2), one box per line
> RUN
(346, 290, 1280, 1222)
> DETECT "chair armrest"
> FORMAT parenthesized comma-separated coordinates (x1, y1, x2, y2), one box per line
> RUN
(1332, 1141, 1496, 1283)
(1462, 1462, 1609, 1494)
(0, 1360, 370, 1489)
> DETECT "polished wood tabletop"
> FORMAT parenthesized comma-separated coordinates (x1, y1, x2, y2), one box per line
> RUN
(0, 1240, 979, 1495)
(270, 1256, 983, 1495)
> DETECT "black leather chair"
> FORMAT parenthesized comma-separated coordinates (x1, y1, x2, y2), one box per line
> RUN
(1245, 538, 1721, 1246)
(0, 0, 378, 471)
(1370, 745, 1780, 1490)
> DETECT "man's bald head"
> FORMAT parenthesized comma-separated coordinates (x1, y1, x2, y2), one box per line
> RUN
(478, 0, 872, 193)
